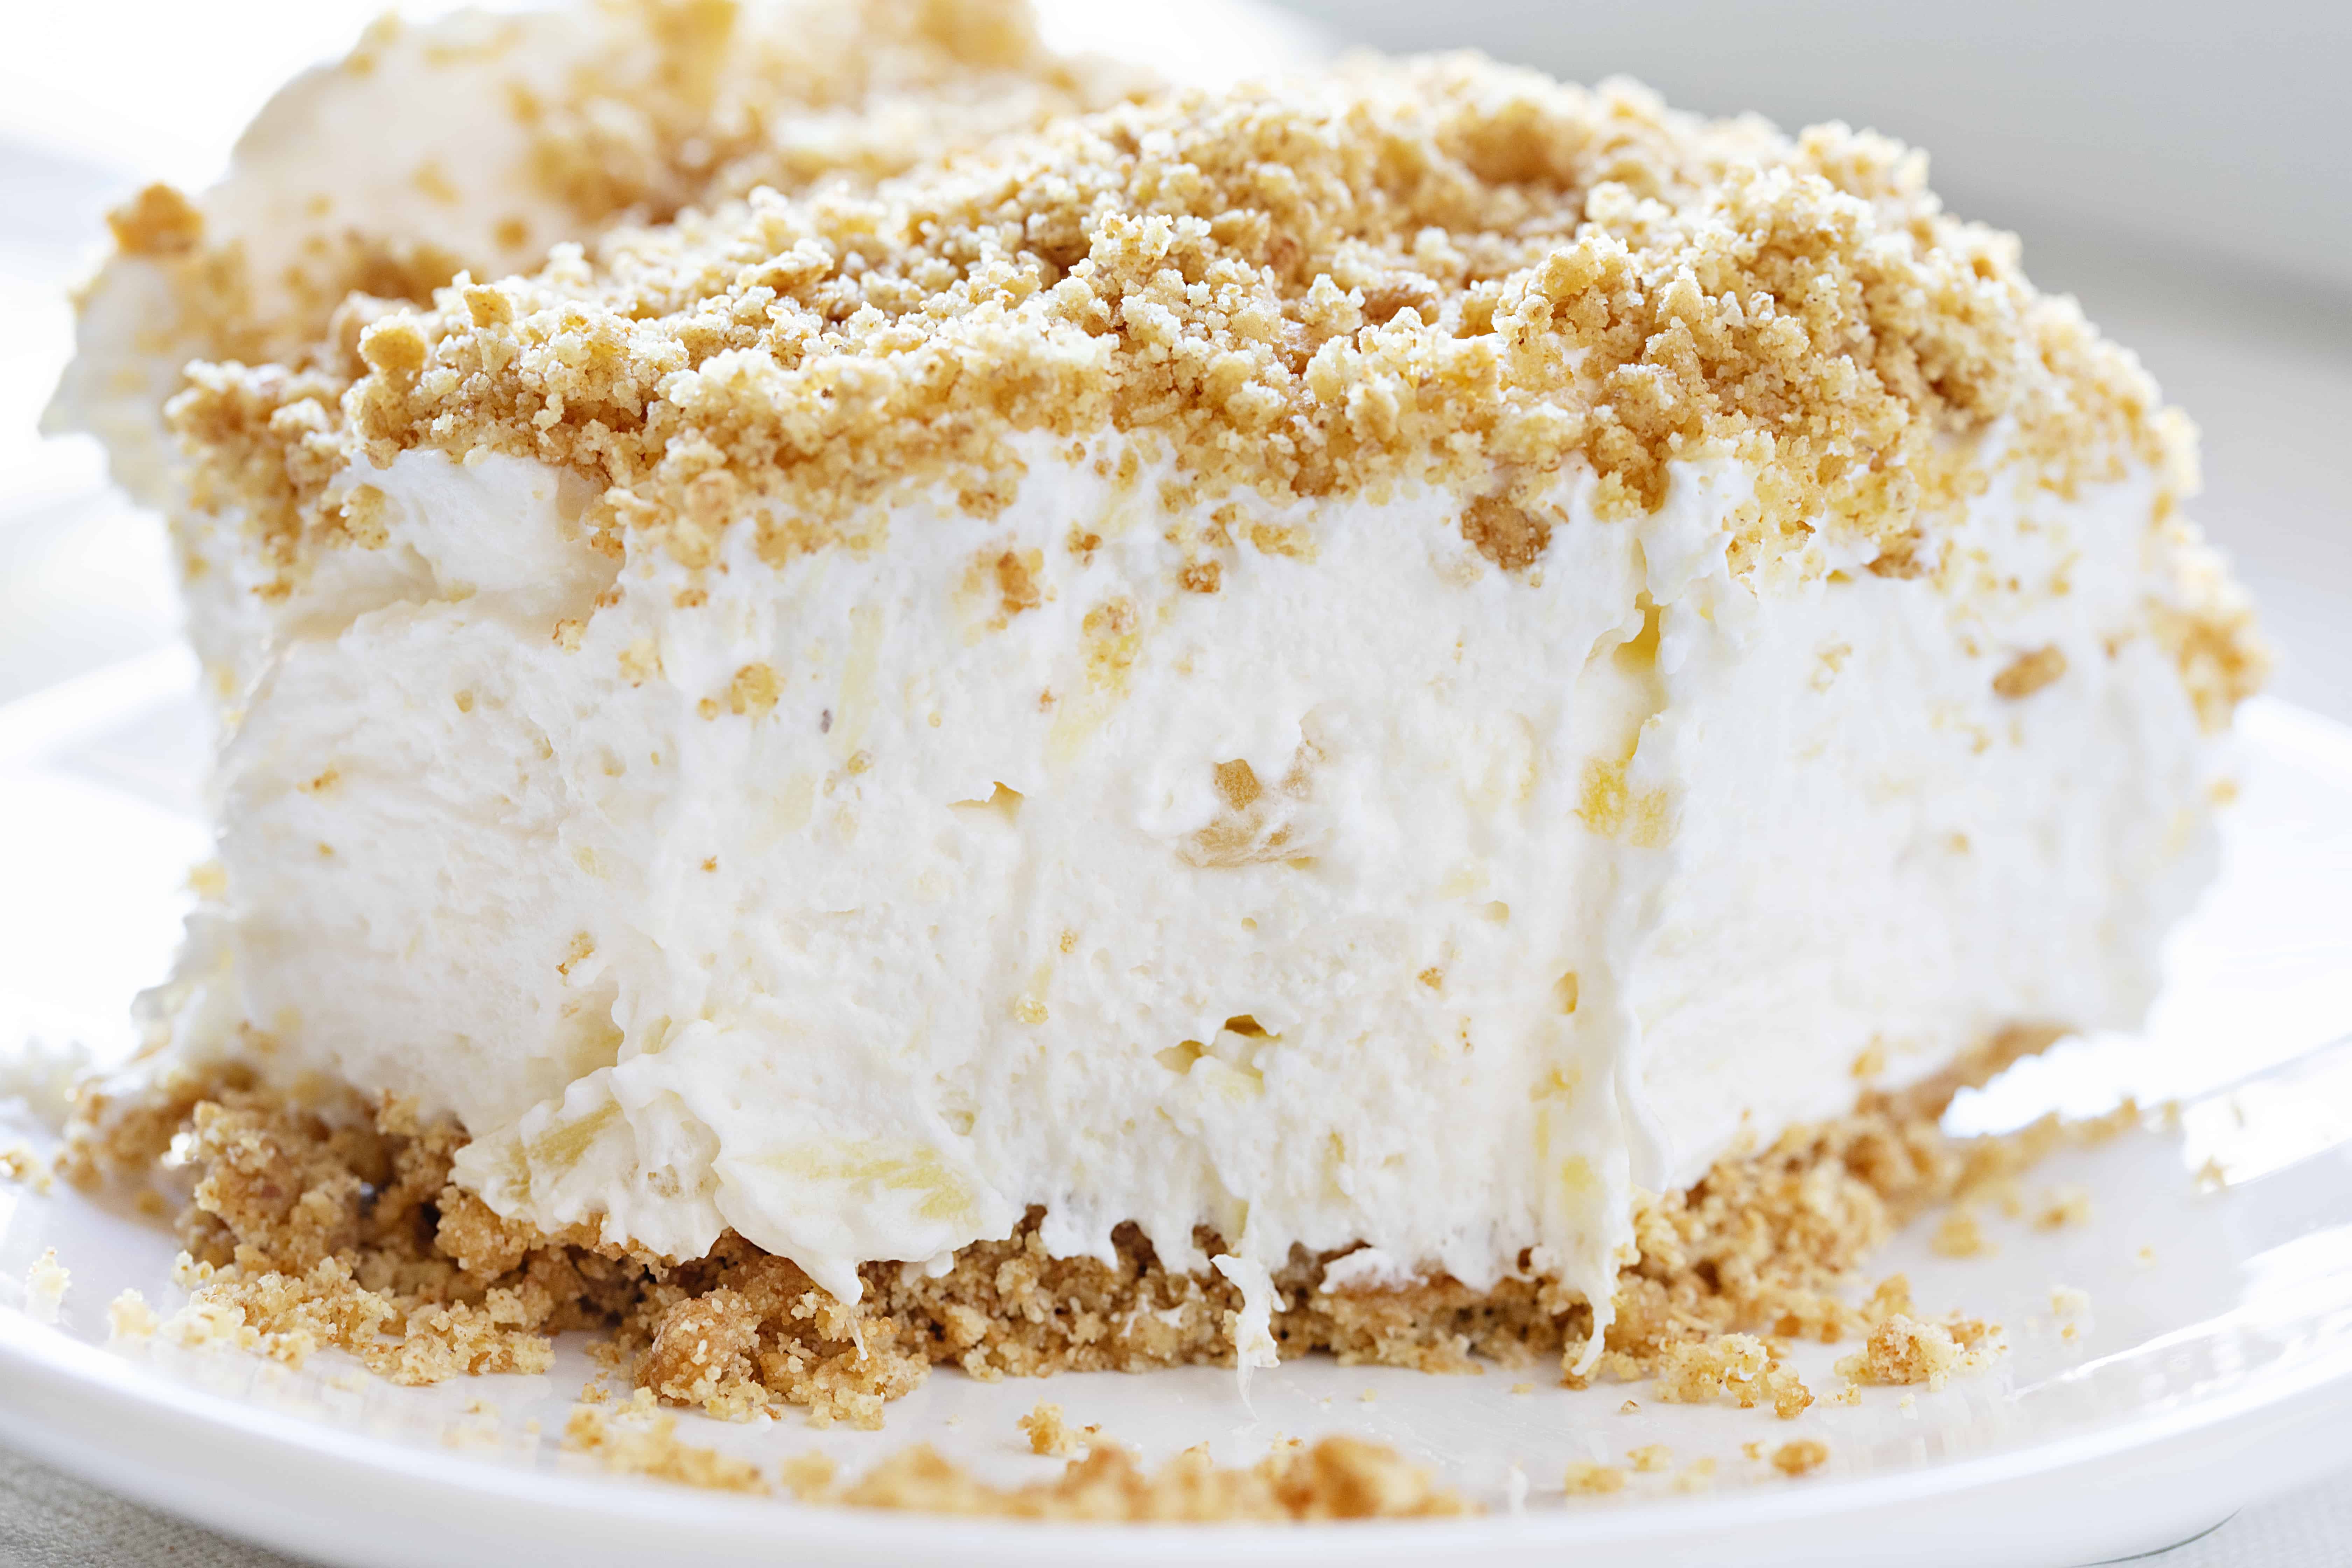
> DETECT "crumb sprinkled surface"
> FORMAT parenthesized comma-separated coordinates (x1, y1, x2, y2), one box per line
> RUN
(157, 55, 2263, 732)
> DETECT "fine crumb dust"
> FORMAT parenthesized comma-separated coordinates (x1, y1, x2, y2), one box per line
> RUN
(571, 1393, 1467, 1520)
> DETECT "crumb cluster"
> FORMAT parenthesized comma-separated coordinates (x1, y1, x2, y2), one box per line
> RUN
(1834, 1312, 2000, 1392)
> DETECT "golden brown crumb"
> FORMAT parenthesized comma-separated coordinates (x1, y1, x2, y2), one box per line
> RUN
(1459, 496, 1550, 573)
(1740, 1441, 1763, 1462)
(1177, 559, 1223, 595)
(1650, 1333, 1812, 1419)
(1771, 1439, 1828, 1477)
(1671, 1457, 1718, 1494)
(1618, 1399, 1638, 1414)
(1991, 645, 2068, 700)
(0, 1145, 51, 1192)
(780, 1451, 839, 1500)
(1931, 1210, 1994, 1258)
(1862, 1272, 1912, 1320)
(1018, 1401, 1097, 1457)
(1626, 1444, 1672, 1474)
(1562, 1461, 1627, 1496)
(106, 183, 205, 257)
(822, 1435, 1469, 1521)
(107, 1289, 159, 1340)
(1510, 1381, 1535, 1395)
(776, 1438, 1468, 1523)
(565, 1398, 768, 1493)
(995, 549, 1045, 614)
(725, 662, 783, 718)
(1834, 1314, 1998, 1391)
(2035, 1186, 2093, 1230)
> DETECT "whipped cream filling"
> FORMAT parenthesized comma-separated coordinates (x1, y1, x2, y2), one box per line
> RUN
(147, 429, 2219, 1367)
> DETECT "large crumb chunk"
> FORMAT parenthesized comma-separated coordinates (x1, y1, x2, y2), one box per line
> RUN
(1834, 1313, 2000, 1391)
(1650, 1332, 1813, 1419)
(1018, 1401, 1096, 1456)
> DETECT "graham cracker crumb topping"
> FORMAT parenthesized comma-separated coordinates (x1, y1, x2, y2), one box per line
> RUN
(159, 53, 2260, 737)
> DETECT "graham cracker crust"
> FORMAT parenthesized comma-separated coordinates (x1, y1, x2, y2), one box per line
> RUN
(59, 1024, 2076, 1441)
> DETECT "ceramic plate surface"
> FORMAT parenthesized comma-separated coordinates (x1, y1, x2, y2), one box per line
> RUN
(4, 658, 2352, 1568)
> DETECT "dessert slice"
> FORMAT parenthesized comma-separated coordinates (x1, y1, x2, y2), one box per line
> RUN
(74, 53, 2262, 1401)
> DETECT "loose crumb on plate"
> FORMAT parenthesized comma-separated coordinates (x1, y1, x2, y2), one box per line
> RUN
(1930, 1211, 1994, 1258)
(1834, 1314, 2000, 1391)
(780, 1451, 840, 1501)
(25, 1248, 68, 1323)
(2052, 1284, 2093, 1342)
(1626, 1444, 1673, 1474)
(1672, 1458, 1719, 1494)
(1, 1145, 53, 1192)
(1771, 1439, 1829, 1478)
(566, 1393, 768, 1494)
(1650, 1332, 1812, 1419)
(1562, 1462, 1628, 1497)
(107, 1288, 159, 1340)
(1018, 1401, 1098, 1457)
(2035, 1187, 2093, 1230)
(831, 1435, 1470, 1521)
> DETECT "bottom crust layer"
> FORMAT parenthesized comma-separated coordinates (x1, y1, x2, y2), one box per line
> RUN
(65, 1026, 2064, 1429)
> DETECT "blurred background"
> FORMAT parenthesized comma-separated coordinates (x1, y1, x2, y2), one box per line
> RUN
(2, 0, 2346, 717)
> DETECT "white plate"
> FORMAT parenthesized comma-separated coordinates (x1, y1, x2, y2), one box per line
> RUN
(3, 660, 2352, 1568)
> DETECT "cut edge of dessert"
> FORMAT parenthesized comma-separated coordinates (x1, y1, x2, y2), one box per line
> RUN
(42, 0, 2267, 1468)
